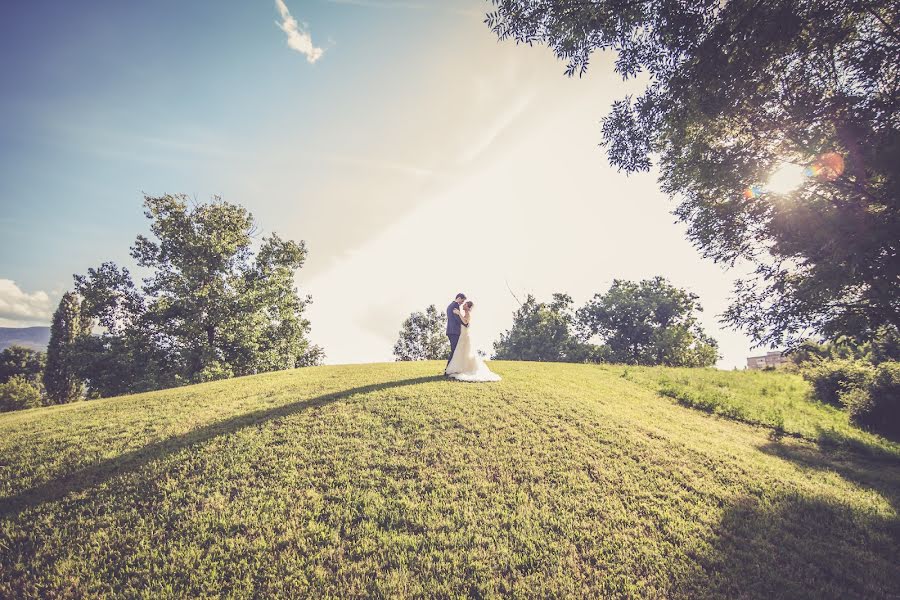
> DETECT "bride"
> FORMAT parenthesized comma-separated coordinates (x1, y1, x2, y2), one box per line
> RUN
(445, 301, 501, 382)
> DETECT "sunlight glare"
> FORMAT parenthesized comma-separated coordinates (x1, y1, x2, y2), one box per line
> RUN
(766, 162, 806, 194)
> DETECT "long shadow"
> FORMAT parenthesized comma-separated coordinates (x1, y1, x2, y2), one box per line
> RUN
(675, 495, 900, 599)
(0, 375, 443, 520)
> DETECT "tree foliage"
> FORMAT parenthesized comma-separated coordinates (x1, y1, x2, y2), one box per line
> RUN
(393, 305, 450, 361)
(493, 281, 718, 366)
(577, 277, 720, 367)
(487, 0, 899, 349)
(0, 375, 43, 412)
(0, 345, 45, 384)
(493, 294, 591, 362)
(43, 292, 91, 404)
(72, 195, 323, 397)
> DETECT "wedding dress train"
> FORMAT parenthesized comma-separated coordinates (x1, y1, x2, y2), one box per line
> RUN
(445, 318, 501, 382)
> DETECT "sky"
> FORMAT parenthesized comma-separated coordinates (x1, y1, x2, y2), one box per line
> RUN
(0, 0, 760, 368)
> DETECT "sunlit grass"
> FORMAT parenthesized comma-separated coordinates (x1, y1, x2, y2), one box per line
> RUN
(616, 364, 900, 458)
(1, 361, 898, 598)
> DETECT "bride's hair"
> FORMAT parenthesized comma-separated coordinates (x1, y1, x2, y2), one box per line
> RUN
(463, 300, 474, 310)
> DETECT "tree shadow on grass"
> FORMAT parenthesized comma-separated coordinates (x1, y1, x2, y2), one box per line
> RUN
(0, 375, 443, 520)
(677, 494, 900, 600)
(758, 438, 900, 512)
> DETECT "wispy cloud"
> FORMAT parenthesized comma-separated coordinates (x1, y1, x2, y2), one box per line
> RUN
(275, 0, 325, 63)
(0, 280, 53, 327)
(322, 152, 435, 177)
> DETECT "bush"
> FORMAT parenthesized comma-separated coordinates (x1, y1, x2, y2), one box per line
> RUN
(843, 362, 900, 438)
(0, 375, 44, 412)
(802, 359, 874, 407)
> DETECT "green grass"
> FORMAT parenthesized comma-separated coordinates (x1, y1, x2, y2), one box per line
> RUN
(617, 365, 900, 458)
(1, 361, 898, 598)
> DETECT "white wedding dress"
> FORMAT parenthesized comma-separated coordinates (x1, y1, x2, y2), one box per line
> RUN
(446, 315, 501, 382)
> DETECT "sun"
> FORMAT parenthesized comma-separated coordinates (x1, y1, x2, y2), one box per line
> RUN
(766, 162, 807, 194)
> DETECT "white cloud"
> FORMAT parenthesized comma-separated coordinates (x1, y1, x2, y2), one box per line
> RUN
(275, 0, 325, 63)
(0, 280, 53, 327)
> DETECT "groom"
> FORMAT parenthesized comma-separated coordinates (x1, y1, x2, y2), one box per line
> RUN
(445, 292, 466, 368)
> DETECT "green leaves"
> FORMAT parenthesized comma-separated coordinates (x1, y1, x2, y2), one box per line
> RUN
(394, 305, 450, 361)
(71, 195, 321, 397)
(495, 278, 718, 367)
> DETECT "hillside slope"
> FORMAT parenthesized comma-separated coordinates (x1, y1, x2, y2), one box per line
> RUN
(1, 362, 898, 599)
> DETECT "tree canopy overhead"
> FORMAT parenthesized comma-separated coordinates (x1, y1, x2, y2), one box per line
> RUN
(487, 0, 899, 348)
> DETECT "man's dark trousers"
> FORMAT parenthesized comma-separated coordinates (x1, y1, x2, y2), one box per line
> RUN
(447, 334, 460, 366)
(446, 299, 464, 368)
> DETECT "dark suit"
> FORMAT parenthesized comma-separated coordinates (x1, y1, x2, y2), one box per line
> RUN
(446, 301, 463, 366)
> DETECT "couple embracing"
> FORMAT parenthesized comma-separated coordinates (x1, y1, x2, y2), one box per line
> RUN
(444, 293, 501, 382)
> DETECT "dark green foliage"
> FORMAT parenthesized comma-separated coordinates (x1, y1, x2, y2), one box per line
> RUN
(871, 326, 900, 363)
(801, 359, 875, 407)
(488, 1, 900, 350)
(0, 345, 45, 384)
(790, 326, 900, 367)
(843, 362, 900, 438)
(43, 292, 91, 404)
(493, 294, 590, 362)
(0, 375, 43, 412)
(393, 305, 450, 361)
(72, 195, 322, 397)
(577, 277, 719, 367)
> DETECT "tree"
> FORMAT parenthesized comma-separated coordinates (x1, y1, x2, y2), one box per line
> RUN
(487, 1, 899, 349)
(0, 375, 43, 412)
(576, 278, 719, 367)
(72, 195, 322, 396)
(493, 294, 590, 362)
(43, 292, 91, 404)
(0, 346, 45, 384)
(393, 305, 450, 361)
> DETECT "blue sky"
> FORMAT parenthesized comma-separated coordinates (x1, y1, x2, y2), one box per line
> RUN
(0, 0, 758, 367)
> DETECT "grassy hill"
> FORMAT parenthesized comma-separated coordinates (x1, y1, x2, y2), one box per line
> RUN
(1, 361, 898, 598)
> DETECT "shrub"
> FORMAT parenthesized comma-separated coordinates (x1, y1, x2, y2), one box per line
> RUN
(0, 375, 44, 412)
(843, 362, 900, 438)
(802, 359, 874, 407)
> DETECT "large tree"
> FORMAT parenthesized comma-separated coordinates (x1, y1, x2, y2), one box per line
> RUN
(493, 293, 590, 362)
(73, 195, 322, 396)
(43, 292, 91, 403)
(393, 305, 450, 361)
(487, 1, 899, 349)
(577, 277, 719, 367)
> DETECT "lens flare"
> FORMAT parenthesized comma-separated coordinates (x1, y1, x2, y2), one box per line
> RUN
(767, 163, 807, 194)
(743, 185, 763, 200)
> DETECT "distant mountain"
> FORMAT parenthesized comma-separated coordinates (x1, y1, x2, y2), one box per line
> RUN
(0, 327, 51, 351)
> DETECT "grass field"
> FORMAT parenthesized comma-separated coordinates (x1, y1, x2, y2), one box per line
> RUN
(1, 361, 898, 598)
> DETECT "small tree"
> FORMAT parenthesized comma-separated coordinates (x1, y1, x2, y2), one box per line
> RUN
(493, 294, 589, 362)
(577, 278, 719, 367)
(43, 292, 91, 404)
(0, 346, 46, 384)
(0, 375, 43, 412)
(394, 305, 449, 361)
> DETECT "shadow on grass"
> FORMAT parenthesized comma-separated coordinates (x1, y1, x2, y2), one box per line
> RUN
(0, 375, 443, 520)
(677, 494, 900, 599)
(758, 438, 900, 512)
